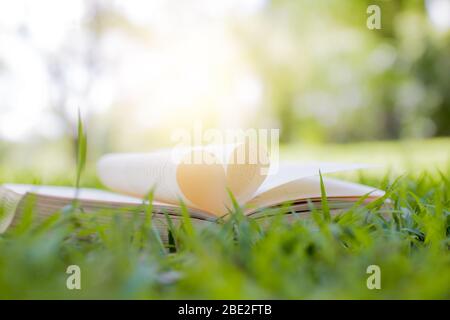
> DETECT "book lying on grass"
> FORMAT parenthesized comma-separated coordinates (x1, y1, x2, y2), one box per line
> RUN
(0, 144, 386, 241)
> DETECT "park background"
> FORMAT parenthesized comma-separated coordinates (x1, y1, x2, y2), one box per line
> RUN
(0, 0, 449, 299)
(0, 0, 449, 179)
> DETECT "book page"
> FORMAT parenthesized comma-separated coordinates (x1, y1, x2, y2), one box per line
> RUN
(246, 176, 385, 214)
(97, 143, 269, 216)
(97, 150, 182, 203)
(256, 162, 372, 194)
(2, 184, 144, 204)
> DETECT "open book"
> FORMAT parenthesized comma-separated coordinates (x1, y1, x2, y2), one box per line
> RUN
(0, 144, 385, 241)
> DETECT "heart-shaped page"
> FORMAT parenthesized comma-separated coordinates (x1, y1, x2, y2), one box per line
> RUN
(177, 143, 269, 216)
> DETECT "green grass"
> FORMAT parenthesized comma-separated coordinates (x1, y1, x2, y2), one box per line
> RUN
(0, 139, 449, 299)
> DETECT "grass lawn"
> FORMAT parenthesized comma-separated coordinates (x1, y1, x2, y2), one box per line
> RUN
(0, 138, 449, 299)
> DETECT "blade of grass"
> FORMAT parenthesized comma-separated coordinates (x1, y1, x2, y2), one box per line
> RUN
(75, 109, 87, 191)
(319, 170, 330, 222)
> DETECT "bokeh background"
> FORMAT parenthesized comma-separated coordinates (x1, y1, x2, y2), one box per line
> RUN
(0, 0, 449, 184)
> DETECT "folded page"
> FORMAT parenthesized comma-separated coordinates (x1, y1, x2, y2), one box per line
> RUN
(97, 143, 269, 216)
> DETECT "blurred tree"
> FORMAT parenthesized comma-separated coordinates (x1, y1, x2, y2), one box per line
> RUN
(238, 0, 450, 143)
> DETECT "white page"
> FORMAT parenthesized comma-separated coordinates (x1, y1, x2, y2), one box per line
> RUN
(3, 184, 144, 204)
(97, 151, 182, 203)
(255, 162, 372, 195)
(97, 143, 269, 216)
(247, 176, 385, 212)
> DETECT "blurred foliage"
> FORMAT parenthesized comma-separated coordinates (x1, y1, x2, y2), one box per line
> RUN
(239, 0, 450, 143)
(1, 0, 448, 150)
